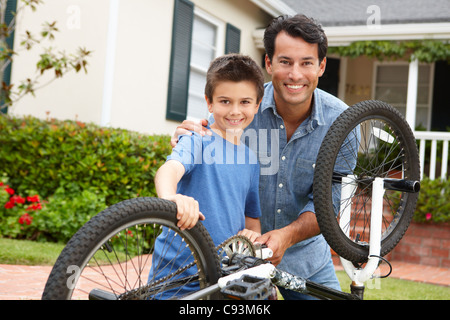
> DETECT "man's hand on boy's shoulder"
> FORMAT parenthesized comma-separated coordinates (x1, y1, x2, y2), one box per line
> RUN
(171, 118, 212, 147)
(163, 194, 205, 230)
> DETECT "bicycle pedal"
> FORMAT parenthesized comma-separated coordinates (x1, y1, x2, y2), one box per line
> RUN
(220, 274, 272, 300)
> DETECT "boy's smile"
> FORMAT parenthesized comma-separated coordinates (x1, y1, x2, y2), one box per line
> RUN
(206, 80, 260, 144)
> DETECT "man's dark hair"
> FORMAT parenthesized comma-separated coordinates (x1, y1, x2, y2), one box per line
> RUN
(264, 14, 328, 63)
(205, 54, 264, 102)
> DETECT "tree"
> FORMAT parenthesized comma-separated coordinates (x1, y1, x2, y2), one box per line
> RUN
(0, 0, 90, 113)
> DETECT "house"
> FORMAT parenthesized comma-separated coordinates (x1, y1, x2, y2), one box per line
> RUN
(7, 0, 450, 178)
(8, 0, 273, 135)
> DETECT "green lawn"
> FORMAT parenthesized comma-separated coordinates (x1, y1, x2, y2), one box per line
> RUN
(1, 238, 449, 300)
(336, 271, 449, 300)
(0, 238, 64, 266)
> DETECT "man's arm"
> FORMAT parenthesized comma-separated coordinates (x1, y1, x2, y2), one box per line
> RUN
(255, 211, 319, 266)
(170, 119, 211, 147)
(155, 160, 205, 230)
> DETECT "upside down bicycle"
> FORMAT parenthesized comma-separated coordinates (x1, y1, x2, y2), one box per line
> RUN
(41, 100, 420, 300)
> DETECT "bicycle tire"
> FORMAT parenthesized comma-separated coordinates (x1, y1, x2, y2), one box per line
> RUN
(42, 197, 222, 300)
(314, 100, 420, 263)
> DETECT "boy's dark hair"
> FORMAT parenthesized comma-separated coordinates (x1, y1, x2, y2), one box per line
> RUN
(264, 14, 327, 63)
(205, 54, 264, 103)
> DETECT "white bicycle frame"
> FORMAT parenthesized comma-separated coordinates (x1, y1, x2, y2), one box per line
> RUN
(339, 175, 384, 286)
(183, 176, 391, 300)
(217, 177, 387, 288)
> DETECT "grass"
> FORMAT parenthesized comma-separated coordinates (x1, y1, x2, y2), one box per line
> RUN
(1, 238, 449, 300)
(336, 271, 450, 300)
(0, 238, 64, 266)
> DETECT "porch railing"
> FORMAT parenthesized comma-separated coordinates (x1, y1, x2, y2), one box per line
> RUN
(413, 131, 450, 180)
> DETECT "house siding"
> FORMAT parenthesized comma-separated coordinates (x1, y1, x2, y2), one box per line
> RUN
(10, 0, 271, 135)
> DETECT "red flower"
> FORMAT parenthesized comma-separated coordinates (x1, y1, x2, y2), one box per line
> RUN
(426, 212, 432, 220)
(18, 213, 33, 225)
(0, 182, 3, 186)
(4, 201, 15, 209)
(26, 195, 40, 203)
(10, 195, 26, 204)
(5, 187, 14, 195)
(26, 203, 42, 211)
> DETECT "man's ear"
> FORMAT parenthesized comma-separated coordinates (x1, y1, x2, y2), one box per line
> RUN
(264, 54, 273, 74)
(318, 56, 327, 77)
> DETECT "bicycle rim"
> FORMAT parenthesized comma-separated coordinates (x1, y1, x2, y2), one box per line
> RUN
(42, 198, 221, 300)
(314, 100, 420, 263)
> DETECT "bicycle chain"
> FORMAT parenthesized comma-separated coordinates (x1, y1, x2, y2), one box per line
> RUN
(119, 235, 255, 300)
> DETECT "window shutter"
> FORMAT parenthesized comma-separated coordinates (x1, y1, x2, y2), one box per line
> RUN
(166, 0, 194, 121)
(225, 23, 240, 54)
(1, 0, 17, 114)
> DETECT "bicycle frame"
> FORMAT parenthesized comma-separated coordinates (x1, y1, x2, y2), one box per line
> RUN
(181, 251, 361, 300)
(182, 175, 419, 301)
(339, 176, 384, 294)
(339, 176, 419, 291)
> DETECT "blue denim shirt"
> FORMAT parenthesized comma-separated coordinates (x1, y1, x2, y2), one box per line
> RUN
(243, 82, 349, 279)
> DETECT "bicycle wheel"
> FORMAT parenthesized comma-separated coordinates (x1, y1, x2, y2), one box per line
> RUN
(314, 100, 420, 263)
(42, 197, 222, 300)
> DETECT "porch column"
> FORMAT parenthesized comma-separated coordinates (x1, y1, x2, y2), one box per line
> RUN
(101, 0, 120, 127)
(405, 58, 419, 130)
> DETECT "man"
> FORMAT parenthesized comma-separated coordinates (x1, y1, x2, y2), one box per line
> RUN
(172, 14, 349, 299)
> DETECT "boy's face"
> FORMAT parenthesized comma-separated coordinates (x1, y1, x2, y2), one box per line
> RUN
(206, 80, 260, 141)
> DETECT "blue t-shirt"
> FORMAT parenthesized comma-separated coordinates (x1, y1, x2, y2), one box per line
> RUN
(148, 129, 261, 298)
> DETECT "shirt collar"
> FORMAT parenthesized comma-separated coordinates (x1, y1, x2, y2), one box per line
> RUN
(261, 82, 325, 127)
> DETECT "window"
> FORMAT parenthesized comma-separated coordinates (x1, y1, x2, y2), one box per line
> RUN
(373, 62, 434, 129)
(166, 0, 240, 122)
(1, 0, 17, 114)
(186, 10, 224, 121)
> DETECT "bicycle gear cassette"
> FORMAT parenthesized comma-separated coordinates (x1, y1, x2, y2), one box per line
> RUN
(218, 235, 256, 260)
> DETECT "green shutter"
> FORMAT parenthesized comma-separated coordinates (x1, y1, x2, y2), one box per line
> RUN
(225, 23, 240, 54)
(1, 0, 17, 114)
(166, 0, 194, 122)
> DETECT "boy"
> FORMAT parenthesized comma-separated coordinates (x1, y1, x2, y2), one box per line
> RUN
(148, 54, 264, 298)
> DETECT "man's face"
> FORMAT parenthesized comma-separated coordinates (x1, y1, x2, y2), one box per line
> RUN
(265, 31, 326, 111)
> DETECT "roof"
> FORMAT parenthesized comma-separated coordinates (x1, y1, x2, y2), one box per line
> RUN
(278, 0, 450, 26)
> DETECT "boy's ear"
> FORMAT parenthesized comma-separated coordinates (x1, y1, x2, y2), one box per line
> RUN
(255, 99, 262, 113)
(205, 95, 213, 113)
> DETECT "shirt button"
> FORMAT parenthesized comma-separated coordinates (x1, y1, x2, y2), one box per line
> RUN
(278, 183, 283, 188)
(277, 209, 281, 214)
(281, 156, 286, 161)
(280, 124, 284, 129)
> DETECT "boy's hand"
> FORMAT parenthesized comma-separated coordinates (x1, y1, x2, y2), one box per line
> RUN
(170, 119, 211, 147)
(164, 194, 205, 230)
(238, 228, 261, 243)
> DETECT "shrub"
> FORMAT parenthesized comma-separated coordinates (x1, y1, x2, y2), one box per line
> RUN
(0, 114, 171, 205)
(0, 115, 172, 243)
(0, 178, 108, 243)
(413, 178, 450, 224)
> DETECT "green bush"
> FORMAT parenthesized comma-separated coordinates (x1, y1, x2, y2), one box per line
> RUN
(0, 114, 171, 243)
(413, 177, 450, 223)
(0, 178, 108, 242)
(0, 114, 171, 205)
